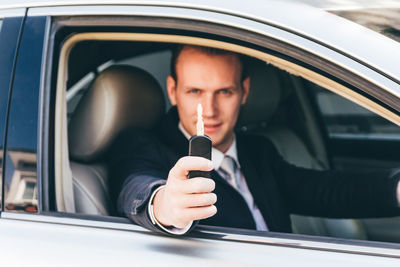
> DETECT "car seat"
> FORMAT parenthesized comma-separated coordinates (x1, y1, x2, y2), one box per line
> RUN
(66, 65, 165, 215)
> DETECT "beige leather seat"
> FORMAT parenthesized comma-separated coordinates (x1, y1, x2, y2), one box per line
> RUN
(68, 65, 165, 215)
(237, 59, 367, 239)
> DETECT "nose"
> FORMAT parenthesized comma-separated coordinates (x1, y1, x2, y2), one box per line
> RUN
(202, 93, 217, 118)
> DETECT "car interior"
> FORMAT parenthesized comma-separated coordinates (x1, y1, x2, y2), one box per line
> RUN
(54, 35, 400, 244)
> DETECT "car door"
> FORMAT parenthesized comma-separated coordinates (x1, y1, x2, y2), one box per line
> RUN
(1, 2, 400, 266)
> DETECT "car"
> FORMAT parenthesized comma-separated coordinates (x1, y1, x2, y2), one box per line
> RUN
(0, 0, 400, 265)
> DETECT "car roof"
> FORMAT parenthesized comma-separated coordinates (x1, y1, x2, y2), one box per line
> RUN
(282, 0, 400, 10)
(2, 0, 400, 10)
(1, 0, 399, 84)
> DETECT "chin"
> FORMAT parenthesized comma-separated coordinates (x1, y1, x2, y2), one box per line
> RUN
(209, 136, 219, 144)
(210, 137, 224, 148)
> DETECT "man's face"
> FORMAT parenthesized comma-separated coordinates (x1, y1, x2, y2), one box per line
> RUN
(167, 47, 250, 152)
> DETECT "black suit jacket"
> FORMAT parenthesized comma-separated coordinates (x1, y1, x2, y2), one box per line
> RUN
(109, 108, 400, 234)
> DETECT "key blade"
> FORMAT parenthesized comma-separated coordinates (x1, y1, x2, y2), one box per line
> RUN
(197, 103, 204, 136)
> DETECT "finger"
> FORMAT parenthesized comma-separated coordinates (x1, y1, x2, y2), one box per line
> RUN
(169, 156, 213, 180)
(182, 205, 217, 221)
(175, 177, 215, 194)
(181, 193, 217, 208)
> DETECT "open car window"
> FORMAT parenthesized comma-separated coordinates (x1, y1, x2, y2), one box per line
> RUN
(47, 13, 400, 250)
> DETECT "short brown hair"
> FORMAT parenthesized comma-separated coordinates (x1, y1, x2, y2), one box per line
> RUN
(170, 44, 248, 82)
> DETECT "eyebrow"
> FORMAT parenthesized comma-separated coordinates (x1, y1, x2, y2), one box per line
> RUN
(219, 86, 238, 91)
(184, 85, 239, 91)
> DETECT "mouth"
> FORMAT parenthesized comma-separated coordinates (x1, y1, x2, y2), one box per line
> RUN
(204, 123, 222, 133)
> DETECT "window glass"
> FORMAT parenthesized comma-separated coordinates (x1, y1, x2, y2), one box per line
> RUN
(4, 16, 47, 213)
(22, 180, 37, 200)
(309, 82, 400, 138)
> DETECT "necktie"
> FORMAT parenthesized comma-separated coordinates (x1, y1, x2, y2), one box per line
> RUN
(219, 155, 240, 189)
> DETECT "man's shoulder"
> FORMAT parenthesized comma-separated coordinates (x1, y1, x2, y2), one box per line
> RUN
(107, 127, 163, 170)
(236, 132, 280, 162)
(237, 132, 276, 150)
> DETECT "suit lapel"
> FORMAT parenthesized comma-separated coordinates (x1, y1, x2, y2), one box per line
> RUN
(236, 134, 278, 231)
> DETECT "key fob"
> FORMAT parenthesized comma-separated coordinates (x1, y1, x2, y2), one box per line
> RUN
(188, 135, 212, 178)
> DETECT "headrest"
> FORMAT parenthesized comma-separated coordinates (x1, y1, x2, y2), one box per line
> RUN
(236, 59, 282, 131)
(68, 65, 165, 162)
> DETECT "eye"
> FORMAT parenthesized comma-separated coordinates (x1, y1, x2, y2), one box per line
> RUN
(219, 89, 232, 95)
(188, 88, 200, 94)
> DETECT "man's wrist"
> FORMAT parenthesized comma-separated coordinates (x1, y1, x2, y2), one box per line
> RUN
(147, 185, 192, 235)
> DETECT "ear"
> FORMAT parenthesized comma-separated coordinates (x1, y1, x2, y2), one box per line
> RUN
(166, 75, 177, 106)
(241, 76, 250, 105)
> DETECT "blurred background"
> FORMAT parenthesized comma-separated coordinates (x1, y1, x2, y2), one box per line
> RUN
(286, 0, 400, 42)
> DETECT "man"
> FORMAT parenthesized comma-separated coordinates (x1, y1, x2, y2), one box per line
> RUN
(110, 45, 400, 235)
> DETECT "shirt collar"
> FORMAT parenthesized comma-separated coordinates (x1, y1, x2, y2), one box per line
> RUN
(178, 122, 239, 170)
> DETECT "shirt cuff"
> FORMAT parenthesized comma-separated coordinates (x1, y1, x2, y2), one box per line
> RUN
(147, 185, 193, 235)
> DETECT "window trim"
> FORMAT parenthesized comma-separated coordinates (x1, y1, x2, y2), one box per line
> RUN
(0, 8, 25, 19)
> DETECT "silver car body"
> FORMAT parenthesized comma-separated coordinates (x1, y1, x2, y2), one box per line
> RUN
(0, 0, 399, 265)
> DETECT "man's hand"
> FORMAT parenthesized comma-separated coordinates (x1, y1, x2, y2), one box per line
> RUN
(153, 156, 217, 229)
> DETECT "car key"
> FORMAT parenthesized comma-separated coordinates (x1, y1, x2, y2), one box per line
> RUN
(188, 103, 212, 178)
